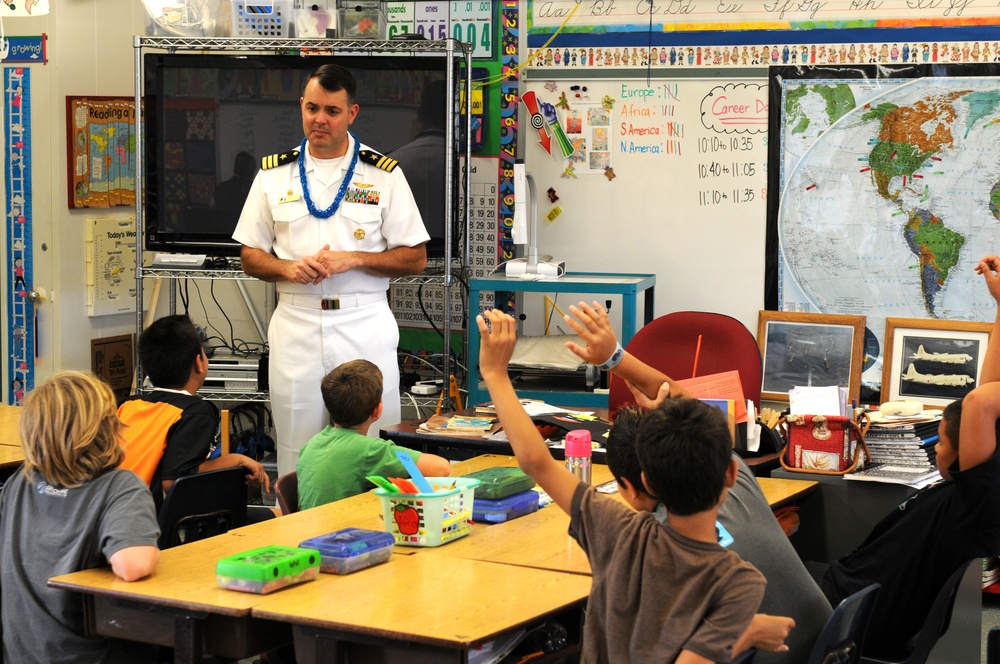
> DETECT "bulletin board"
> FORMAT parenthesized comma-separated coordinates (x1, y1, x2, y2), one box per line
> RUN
(521, 71, 768, 335)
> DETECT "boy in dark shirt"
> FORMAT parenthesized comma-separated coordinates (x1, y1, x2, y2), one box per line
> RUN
(820, 255, 1000, 657)
(478, 308, 765, 663)
(117, 314, 270, 509)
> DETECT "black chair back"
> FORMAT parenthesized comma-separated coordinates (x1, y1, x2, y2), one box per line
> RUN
(807, 583, 881, 664)
(157, 467, 248, 549)
(861, 558, 978, 664)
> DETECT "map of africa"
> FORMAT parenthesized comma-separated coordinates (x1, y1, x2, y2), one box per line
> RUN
(778, 76, 1000, 379)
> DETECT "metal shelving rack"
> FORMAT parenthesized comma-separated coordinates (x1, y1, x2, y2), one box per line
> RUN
(132, 36, 472, 407)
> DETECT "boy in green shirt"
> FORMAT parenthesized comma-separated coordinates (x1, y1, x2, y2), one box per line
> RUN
(297, 359, 451, 509)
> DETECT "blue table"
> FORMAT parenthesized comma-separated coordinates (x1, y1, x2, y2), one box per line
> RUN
(466, 272, 656, 408)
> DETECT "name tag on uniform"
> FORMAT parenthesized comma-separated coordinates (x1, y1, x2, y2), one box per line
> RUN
(279, 190, 301, 204)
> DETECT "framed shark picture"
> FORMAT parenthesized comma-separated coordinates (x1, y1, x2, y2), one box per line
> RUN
(881, 318, 994, 408)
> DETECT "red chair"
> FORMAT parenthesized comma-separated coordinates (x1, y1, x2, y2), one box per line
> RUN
(608, 311, 763, 416)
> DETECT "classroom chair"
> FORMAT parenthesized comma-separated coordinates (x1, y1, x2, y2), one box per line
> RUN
(157, 467, 249, 549)
(607, 310, 764, 416)
(274, 471, 299, 515)
(860, 559, 978, 664)
(988, 625, 1000, 664)
(806, 582, 881, 664)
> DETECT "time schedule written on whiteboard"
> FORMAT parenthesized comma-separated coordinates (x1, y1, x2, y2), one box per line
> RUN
(613, 80, 767, 206)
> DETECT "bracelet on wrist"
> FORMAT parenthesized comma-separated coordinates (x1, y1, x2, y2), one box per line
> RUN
(598, 343, 625, 371)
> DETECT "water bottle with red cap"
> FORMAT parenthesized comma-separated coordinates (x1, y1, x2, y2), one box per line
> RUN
(564, 429, 592, 484)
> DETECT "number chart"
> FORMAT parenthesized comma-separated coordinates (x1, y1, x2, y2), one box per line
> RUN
(385, 1, 494, 59)
(391, 156, 498, 331)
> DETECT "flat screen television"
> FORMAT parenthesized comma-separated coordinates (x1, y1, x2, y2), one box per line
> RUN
(142, 51, 461, 258)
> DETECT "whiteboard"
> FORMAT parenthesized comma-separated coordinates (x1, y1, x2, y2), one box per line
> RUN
(521, 72, 768, 335)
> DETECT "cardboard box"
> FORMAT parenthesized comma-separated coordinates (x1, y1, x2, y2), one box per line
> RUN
(91, 334, 134, 401)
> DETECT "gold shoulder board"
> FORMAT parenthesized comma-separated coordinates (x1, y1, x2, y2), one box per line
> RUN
(261, 150, 299, 170)
(359, 149, 398, 172)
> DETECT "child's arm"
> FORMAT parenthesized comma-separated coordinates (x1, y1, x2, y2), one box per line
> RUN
(563, 301, 691, 401)
(478, 310, 579, 514)
(675, 651, 713, 664)
(974, 255, 1000, 385)
(109, 545, 159, 582)
(415, 451, 452, 477)
(957, 381, 1000, 471)
(159, 453, 271, 496)
(198, 454, 271, 492)
(732, 614, 795, 655)
(958, 256, 1000, 470)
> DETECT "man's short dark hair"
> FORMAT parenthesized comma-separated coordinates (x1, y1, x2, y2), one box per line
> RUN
(304, 63, 357, 106)
(636, 398, 732, 516)
(139, 314, 203, 389)
(321, 359, 382, 428)
(606, 405, 650, 496)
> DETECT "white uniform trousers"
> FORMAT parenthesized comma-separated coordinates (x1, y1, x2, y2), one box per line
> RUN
(267, 298, 401, 476)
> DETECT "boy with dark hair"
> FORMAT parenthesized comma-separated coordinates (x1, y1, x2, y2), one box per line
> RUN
(564, 301, 829, 663)
(478, 309, 765, 663)
(297, 359, 451, 509)
(0, 371, 160, 663)
(118, 314, 270, 508)
(820, 257, 1000, 658)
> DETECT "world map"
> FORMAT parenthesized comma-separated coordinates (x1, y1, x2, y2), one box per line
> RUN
(777, 76, 1000, 382)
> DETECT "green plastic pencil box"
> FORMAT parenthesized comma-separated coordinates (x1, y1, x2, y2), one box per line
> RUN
(216, 545, 321, 594)
(463, 467, 535, 500)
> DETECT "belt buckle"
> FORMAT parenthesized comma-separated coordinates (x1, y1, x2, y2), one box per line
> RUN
(320, 298, 340, 311)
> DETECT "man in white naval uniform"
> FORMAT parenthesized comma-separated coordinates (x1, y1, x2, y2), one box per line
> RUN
(233, 64, 429, 476)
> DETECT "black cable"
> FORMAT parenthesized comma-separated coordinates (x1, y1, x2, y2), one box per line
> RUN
(189, 280, 230, 349)
(208, 280, 238, 350)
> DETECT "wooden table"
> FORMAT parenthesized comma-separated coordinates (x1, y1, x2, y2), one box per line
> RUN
(48, 454, 817, 663)
(757, 476, 818, 510)
(0, 404, 21, 446)
(381, 408, 612, 463)
(253, 554, 592, 664)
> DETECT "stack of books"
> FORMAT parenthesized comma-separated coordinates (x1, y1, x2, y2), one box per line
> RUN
(846, 411, 942, 487)
(417, 414, 498, 437)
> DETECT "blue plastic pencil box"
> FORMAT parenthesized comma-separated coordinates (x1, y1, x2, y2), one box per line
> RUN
(472, 489, 540, 523)
(300, 528, 395, 575)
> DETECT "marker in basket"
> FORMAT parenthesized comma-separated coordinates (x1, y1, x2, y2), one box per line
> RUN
(394, 450, 434, 493)
(366, 476, 400, 493)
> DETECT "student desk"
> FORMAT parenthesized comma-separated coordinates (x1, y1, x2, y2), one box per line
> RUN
(49, 454, 818, 663)
(0, 404, 20, 446)
(253, 554, 593, 664)
(380, 408, 612, 463)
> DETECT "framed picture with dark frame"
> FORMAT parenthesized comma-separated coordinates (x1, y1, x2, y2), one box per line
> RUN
(757, 311, 866, 403)
(881, 317, 993, 408)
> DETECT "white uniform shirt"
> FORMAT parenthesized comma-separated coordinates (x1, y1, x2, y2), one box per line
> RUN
(233, 134, 429, 295)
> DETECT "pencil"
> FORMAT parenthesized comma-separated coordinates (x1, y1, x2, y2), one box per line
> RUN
(691, 334, 703, 378)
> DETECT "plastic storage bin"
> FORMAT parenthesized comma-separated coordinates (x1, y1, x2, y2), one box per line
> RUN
(231, 0, 292, 37)
(300, 528, 395, 575)
(463, 467, 536, 500)
(375, 476, 480, 547)
(336, 0, 386, 39)
(472, 490, 540, 524)
(216, 545, 320, 594)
